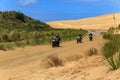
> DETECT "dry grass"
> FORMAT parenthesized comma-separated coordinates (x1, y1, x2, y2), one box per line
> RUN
(45, 54, 63, 67)
(86, 47, 98, 56)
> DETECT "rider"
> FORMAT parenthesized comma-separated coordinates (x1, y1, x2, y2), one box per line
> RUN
(79, 33, 82, 38)
(55, 34, 61, 47)
(88, 32, 93, 41)
(76, 33, 82, 43)
(52, 36, 56, 47)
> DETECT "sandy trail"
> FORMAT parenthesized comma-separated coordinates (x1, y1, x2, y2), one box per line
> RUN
(0, 30, 105, 80)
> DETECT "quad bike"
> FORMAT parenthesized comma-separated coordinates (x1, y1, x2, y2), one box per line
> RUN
(77, 38, 82, 43)
(89, 37, 93, 41)
(52, 40, 56, 48)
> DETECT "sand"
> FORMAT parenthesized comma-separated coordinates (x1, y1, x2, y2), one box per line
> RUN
(47, 13, 120, 30)
(0, 31, 117, 80)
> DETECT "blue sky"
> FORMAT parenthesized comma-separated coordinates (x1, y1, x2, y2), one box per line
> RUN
(0, 0, 120, 22)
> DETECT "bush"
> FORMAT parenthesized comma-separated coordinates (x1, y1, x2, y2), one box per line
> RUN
(15, 42, 25, 48)
(15, 12, 25, 22)
(102, 27, 114, 40)
(9, 31, 21, 42)
(102, 32, 113, 40)
(86, 47, 98, 56)
(0, 27, 87, 50)
(2, 34, 10, 42)
(46, 54, 63, 67)
(103, 34, 120, 70)
(103, 35, 120, 58)
(0, 44, 6, 51)
(107, 52, 120, 70)
(5, 44, 14, 50)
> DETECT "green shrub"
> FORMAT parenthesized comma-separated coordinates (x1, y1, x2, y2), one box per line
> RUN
(2, 34, 10, 42)
(103, 35, 120, 58)
(5, 44, 14, 50)
(0, 44, 6, 51)
(103, 34, 120, 70)
(15, 12, 25, 22)
(0, 26, 87, 50)
(107, 52, 120, 70)
(102, 27, 114, 40)
(9, 31, 21, 41)
(15, 42, 25, 48)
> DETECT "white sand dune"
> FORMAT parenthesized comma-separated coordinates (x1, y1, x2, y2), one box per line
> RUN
(47, 13, 120, 30)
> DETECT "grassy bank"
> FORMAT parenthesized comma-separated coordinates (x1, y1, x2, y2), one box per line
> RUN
(0, 11, 87, 50)
(0, 28, 87, 50)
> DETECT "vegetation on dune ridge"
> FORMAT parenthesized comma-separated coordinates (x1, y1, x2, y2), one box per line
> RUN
(0, 11, 51, 30)
(0, 11, 87, 50)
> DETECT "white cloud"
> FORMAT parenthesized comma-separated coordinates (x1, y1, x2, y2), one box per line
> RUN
(19, 0, 37, 6)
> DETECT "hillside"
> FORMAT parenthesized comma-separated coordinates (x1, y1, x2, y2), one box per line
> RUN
(0, 11, 88, 50)
(0, 11, 51, 29)
(47, 13, 120, 30)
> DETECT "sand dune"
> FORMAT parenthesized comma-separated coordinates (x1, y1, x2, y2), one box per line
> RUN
(0, 23, 119, 80)
(47, 13, 120, 30)
(6, 34, 120, 80)
(0, 31, 118, 80)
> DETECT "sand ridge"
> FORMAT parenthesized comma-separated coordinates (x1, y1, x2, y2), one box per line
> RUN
(47, 13, 120, 30)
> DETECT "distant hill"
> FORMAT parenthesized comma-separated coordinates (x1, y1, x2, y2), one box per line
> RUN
(47, 13, 120, 30)
(0, 11, 51, 30)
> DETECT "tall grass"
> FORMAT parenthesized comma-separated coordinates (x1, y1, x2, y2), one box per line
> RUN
(0, 28, 87, 50)
(102, 34, 120, 70)
(102, 27, 114, 40)
(87, 47, 98, 56)
(107, 52, 120, 70)
(0, 44, 6, 51)
(46, 54, 63, 67)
